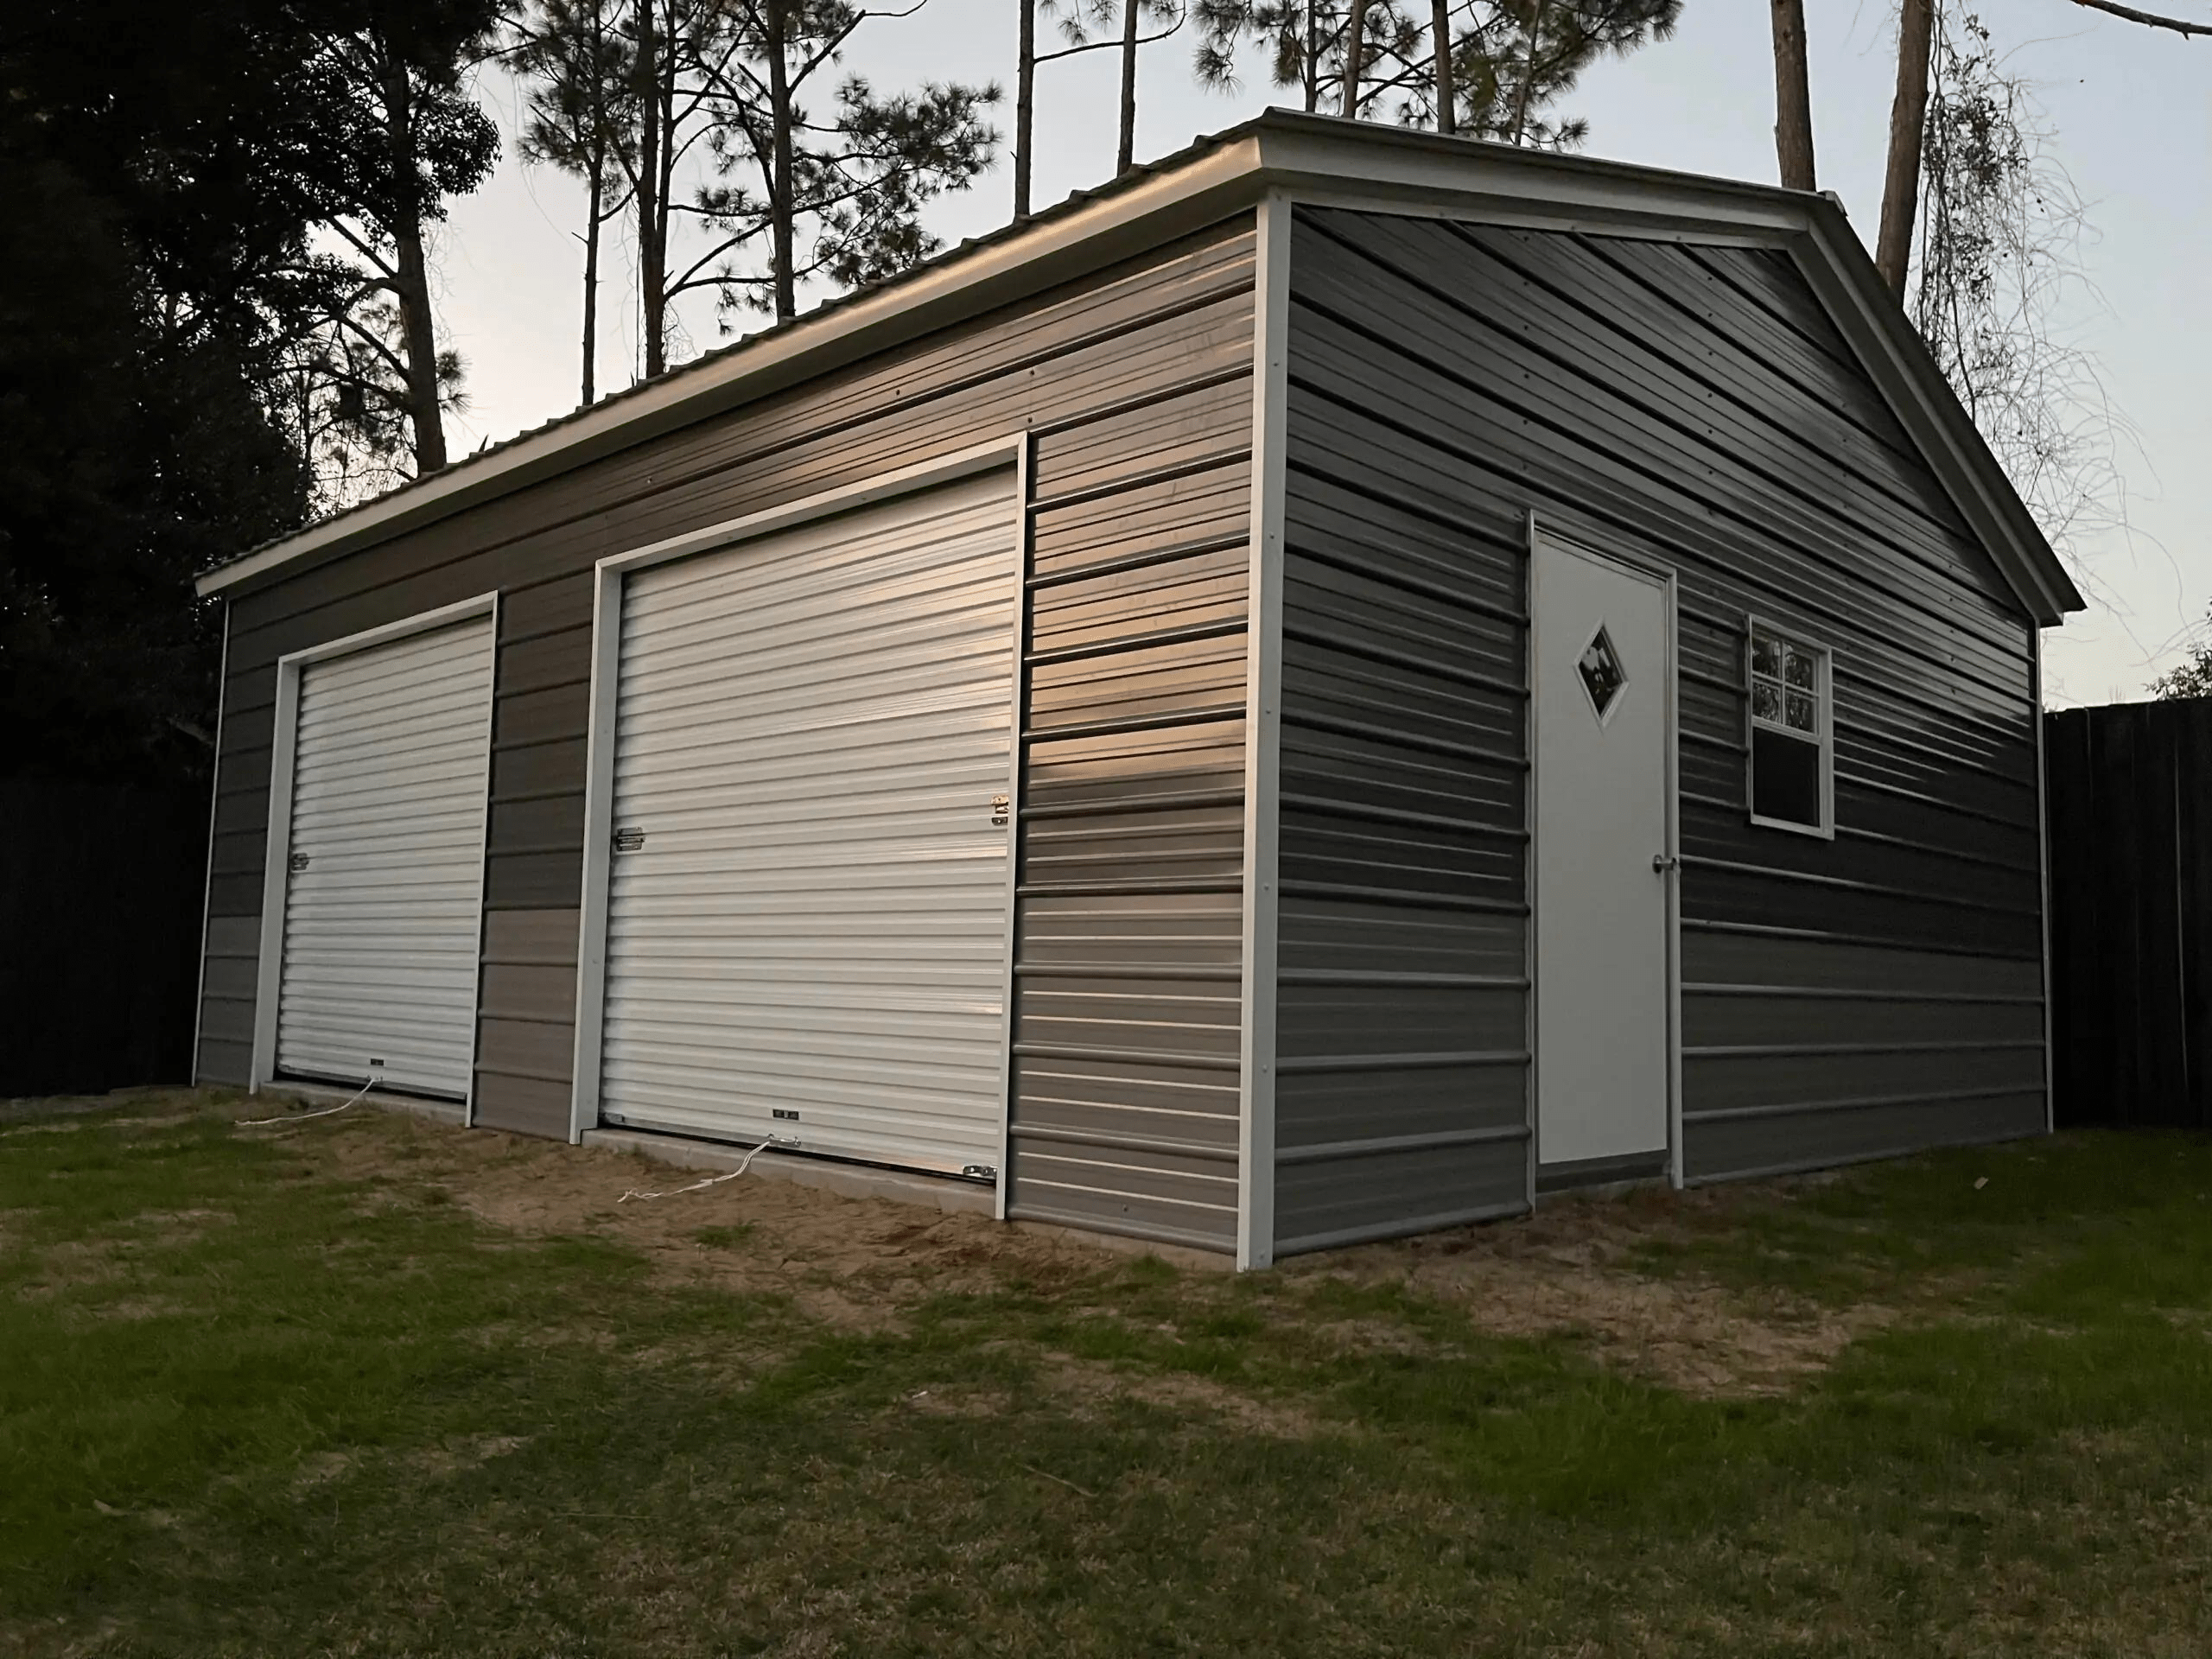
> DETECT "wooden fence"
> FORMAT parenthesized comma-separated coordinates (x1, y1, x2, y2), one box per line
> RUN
(0, 774, 208, 1098)
(2044, 697, 2212, 1130)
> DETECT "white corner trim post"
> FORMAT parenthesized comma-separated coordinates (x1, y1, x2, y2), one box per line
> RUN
(1236, 189, 1293, 1272)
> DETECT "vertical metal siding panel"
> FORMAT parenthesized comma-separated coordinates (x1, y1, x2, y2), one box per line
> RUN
(1289, 205, 2044, 1203)
(201, 220, 1257, 1143)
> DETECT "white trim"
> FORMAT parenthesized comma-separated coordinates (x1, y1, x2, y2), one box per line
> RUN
(189, 607, 231, 1086)
(992, 438, 1034, 1220)
(2034, 627, 2055, 1136)
(565, 439, 1031, 1149)
(1236, 188, 1292, 1272)
(567, 562, 624, 1142)
(249, 591, 500, 1098)
(460, 604, 500, 1127)
(1745, 615, 1836, 841)
(1528, 519, 1684, 1190)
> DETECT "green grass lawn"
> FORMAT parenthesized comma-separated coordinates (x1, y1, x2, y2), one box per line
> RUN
(4, 1091, 2210, 1656)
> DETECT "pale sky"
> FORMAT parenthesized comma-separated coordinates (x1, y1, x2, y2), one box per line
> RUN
(429, 1, 2211, 706)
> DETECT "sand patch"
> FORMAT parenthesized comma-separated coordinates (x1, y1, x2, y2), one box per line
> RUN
(296, 1111, 1114, 1328)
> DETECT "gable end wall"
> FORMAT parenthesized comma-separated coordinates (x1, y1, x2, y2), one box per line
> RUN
(1272, 206, 2045, 1251)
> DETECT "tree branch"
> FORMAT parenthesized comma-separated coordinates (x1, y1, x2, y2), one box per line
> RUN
(2065, 0, 2212, 35)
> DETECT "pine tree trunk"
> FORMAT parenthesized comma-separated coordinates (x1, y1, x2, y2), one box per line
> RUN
(1339, 0, 1372, 114)
(1769, 0, 1817, 190)
(1431, 0, 1454, 135)
(768, 0, 798, 323)
(635, 0, 665, 379)
(1506, 3, 1542, 143)
(1303, 1, 1319, 110)
(378, 49, 446, 475)
(1015, 0, 1034, 215)
(1116, 0, 1139, 174)
(1876, 0, 1934, 299)
(582, 162, 601, 408)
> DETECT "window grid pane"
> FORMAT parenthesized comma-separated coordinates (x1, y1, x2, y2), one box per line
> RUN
(1749, 625, 1820, 734)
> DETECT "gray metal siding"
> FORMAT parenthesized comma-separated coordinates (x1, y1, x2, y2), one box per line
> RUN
(1279, 204, 2044, 1219)
(197, 220, 1256, 1244)
(1269, 373, 1534, 1254)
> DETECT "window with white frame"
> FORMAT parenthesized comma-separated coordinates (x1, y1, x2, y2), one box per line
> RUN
(1746, 620, 1832, 835)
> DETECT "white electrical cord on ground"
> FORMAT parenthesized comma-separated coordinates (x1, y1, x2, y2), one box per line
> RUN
(617, 1135, 777, 1203)
(235, 1071, 381, 1128)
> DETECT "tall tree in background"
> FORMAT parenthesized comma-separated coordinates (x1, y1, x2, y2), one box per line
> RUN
(1198, 0, 1678, 142)
(1874, 0, 1933, 296)
(687, 0, 998, 325)
(1051, 0, 1187, 175)
(0, 0, 357, 779)
(1768, 0, 1814, 188)
(510, 0, 639, 407)
(299, 2, 501, 476)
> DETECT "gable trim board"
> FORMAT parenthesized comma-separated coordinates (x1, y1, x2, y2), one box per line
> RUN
(193, 112, 2081, 638)
(248, 593, 499, 1110)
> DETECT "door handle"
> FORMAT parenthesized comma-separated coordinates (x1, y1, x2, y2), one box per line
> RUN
(1652, 853, 1680, 874)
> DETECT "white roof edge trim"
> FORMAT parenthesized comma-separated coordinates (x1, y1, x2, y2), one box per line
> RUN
(195, 133, 1268, 599)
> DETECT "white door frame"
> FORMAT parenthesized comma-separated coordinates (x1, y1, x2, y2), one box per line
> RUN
(566, 436, 1030, 1220)
(1525, 516, 1684, 1192)
(249, 590, 500, 1109)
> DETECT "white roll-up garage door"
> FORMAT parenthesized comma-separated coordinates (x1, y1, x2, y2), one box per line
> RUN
(598, 472, 1018, 1176)
(275, 615, 495, 1097)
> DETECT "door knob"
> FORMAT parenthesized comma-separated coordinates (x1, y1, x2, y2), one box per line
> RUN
(1652, 853, 1680, 874)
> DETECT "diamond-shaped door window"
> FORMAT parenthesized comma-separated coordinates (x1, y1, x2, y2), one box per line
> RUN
(1577, 626, 1627, 723)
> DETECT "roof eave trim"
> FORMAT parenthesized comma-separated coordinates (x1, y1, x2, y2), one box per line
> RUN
(195, 131, 1271, 600)
(1789, 213, 2084, 626)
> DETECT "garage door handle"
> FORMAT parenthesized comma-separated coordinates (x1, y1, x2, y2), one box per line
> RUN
(289, 852, 310, 874)
(613, 827, 645, 853)
(1652, 853, 1679, 874)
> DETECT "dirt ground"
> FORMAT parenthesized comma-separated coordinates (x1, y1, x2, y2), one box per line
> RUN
(229, 1091, 1893, 1397)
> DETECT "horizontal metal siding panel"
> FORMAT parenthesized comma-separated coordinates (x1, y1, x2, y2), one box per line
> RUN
(200, 220, 1256, 1117)
(1681, 927, 2044, 1178)
(1274, 1141, 1529, 1255)
(1686, 1092, 2046, 1184)
(471, 1071, 575, 1139)
(1007, 1139, 1238, 1252)
(196, 1036, 253, 1087)
(219, 226, 1259, 670)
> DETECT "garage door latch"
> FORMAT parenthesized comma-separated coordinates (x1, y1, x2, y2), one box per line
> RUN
(961, 1164, 997, 1184)
(612, 826, 645, 853)
(288, 852, 310, 873)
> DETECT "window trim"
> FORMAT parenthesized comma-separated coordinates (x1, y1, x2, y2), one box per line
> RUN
(1745, 615, 1835, 840)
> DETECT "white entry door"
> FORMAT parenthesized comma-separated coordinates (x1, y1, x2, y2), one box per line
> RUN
(1532, 534, 1674, 1175)
(596, 472, 1020, 1177)
(276, 614, 496, 1099)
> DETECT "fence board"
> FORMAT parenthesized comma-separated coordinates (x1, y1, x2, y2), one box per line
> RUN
(0, 776, 208, 1098)
(2045, 698, 2212, 1129)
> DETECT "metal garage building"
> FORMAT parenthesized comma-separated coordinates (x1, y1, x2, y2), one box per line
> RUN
(191, 111, 2082, 1268)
